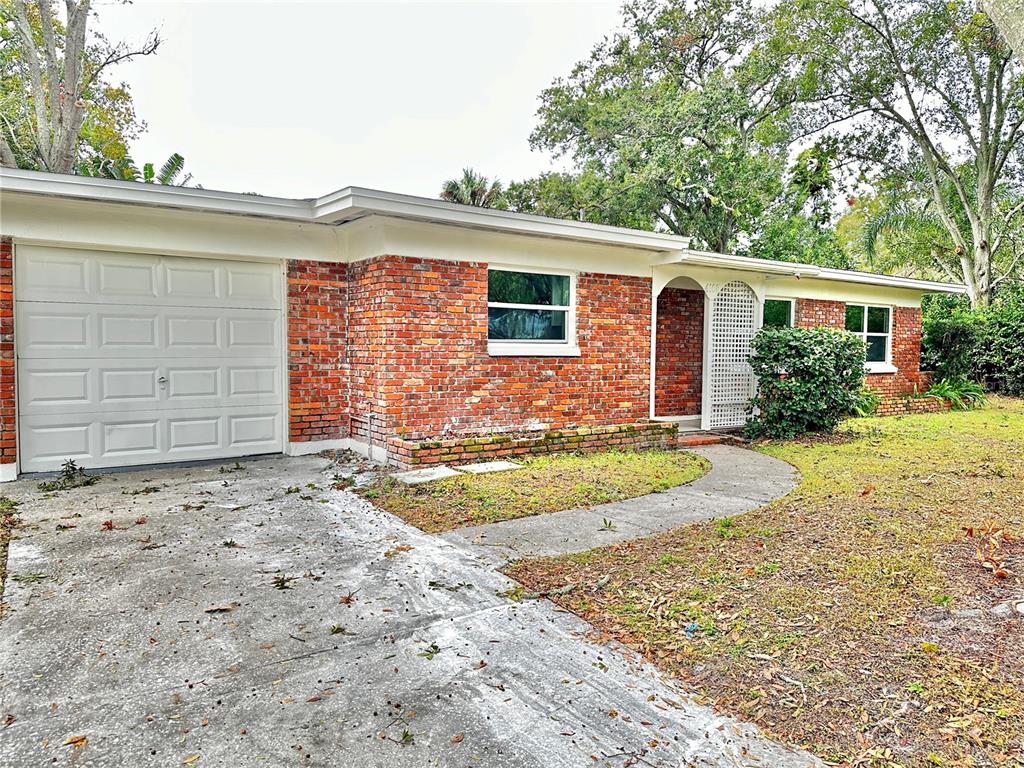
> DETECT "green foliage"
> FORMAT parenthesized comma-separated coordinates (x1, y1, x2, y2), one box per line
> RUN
(922, 285, 1024, 396)
(921, 306, 983, 382)
(527, 0, 807, 252)
(439, 168, 507, 209)
(924, 378, 987, 411)
(0, 0, 152, 172)
(850, 386, 881, 418)
(746, 327, 867, 439)
(978, 285, 1024, 396)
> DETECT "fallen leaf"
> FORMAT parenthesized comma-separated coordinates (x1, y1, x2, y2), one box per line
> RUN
(3, 714, 15, 727)
(135, 517, 147, 525)
(63, 735, 87, 748)
(182, 754, 200, 765)
(384, 544, 414, 558)
(451, 732, 464, 744)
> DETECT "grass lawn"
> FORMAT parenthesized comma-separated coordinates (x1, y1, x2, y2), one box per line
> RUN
(359, 449, 709, 533)
(508, 398, 1024, 768)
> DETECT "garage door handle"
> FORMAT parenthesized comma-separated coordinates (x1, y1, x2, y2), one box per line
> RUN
(157, 376, 168, 387)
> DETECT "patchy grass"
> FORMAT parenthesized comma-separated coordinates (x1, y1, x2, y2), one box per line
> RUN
(508, 398, 1024, 768)
(359, 450, 709, 533)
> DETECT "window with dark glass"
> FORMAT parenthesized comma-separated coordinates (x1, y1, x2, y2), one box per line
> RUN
(844, 304, 891, 363)
(762, 298, 794, 329)
(487, 270, 572, 342)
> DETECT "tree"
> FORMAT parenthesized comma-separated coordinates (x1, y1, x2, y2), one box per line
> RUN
(0, 0, 160, 174)
(981, 0, 1024, 57)
(860, 165, 1024, 287)
(783, 0, 1024, 307)
(77, 151, 193, 186)
(439, 168, 508, 209)
(529, 0, 813, 252)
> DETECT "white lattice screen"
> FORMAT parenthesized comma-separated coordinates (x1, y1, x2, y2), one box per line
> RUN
(707, 281, 757, 429)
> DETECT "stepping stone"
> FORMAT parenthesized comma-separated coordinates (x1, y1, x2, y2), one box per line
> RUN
(391, 466, 462, 485)
(456, 461, 523, 475)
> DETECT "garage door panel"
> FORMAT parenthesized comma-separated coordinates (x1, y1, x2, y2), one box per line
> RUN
(16, 246, 281, 309)
(18, 304, 280, 359)
(19, 406, 282, 472)
(19, 357, 280, 415)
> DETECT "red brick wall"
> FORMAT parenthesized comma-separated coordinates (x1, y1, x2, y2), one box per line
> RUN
(654, 287, 703, 417)
(794, 298, 846, 329)
(794, 298, 925, 397)
(287, 260, 349, 443)
(0, 238, 13, 466)
(352, 255, 653, 441)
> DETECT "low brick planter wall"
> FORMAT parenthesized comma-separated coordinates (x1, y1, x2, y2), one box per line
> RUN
(876, 396, 949, 417)
(387, 422, 679, 468)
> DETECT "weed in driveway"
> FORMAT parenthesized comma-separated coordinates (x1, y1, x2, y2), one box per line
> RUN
(37, 459, 98, 493)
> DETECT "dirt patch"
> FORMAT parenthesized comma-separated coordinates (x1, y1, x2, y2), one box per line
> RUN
(508, 398, 1024, 767)
(358, 450, 710, 533)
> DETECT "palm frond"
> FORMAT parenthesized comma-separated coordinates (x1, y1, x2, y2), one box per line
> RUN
(156, 153, 186, 185)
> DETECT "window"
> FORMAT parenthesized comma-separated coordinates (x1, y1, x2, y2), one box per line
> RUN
(487, 268, 578, 355)
(845, 304, 891, 364)
(762, 298, 794, 329)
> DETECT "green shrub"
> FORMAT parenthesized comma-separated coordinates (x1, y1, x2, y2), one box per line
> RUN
(850, 386, 881, 417)
(921, 308, 983, 381)
(746, 327, 867, 439)
(922, 285, 1024, 396)
(979, 286, 1024, 397)
(923, 378, 987, 411)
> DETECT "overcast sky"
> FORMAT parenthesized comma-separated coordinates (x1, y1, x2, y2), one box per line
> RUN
(96, 1, 623, 199)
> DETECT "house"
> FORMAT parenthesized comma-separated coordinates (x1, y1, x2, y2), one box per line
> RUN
(0, 167, 965, 480)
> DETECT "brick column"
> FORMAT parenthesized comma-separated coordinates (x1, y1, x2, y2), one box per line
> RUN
(0, 238, 15, 470)
(286, 260, 349, 444)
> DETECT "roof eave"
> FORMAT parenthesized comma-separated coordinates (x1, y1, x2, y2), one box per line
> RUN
(674, 249, 967, 294)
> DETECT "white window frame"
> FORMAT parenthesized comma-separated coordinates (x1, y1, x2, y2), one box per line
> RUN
(762, 296, 795, 329)
(486, 265, 580, 357)
(846, 303, 897, 374)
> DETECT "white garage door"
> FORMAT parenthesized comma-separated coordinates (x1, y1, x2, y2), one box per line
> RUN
(16, 246, 284, 473)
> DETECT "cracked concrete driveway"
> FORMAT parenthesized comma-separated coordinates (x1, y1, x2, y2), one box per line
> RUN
(0, 454, 820, 768)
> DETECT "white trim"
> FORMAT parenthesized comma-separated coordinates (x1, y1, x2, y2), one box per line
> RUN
(286, 437, 387, 463)
(763, 296, 795, 327)
(865, 362, 899, 375)
(0, 463, 17, 483)
(676, 249, 966, 294)
(286, 439, 354, 457)
(487, 342, 581, 357)
(486, 265, 577, 352)
(846, 303, 893, 365)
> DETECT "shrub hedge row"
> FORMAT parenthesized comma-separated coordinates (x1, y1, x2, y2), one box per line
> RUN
(922, 285, 1024, 397)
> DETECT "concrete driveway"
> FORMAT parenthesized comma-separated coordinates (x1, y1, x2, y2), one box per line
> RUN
(0, 453, 819, 768)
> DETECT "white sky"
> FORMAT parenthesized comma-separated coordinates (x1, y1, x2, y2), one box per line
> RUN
(96, 0, 624, 199)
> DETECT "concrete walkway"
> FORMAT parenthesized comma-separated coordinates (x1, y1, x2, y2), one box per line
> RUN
(445, 444, 799, 559)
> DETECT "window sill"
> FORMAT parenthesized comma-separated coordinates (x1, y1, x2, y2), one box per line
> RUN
(487, 342, 581, 357)
(865, 362, 898, 375)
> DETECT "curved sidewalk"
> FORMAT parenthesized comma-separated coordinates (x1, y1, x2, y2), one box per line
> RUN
(444, 444, 799, 559)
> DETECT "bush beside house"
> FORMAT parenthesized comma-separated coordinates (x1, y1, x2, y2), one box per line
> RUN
(746, 327, 867, 439)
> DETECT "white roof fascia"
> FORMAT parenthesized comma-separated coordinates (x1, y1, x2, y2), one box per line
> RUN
(313, 186, 691, 252)
(0, 166, 312, 220)
(678, 248, 967, 294)
(0, 168, 691, 253)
